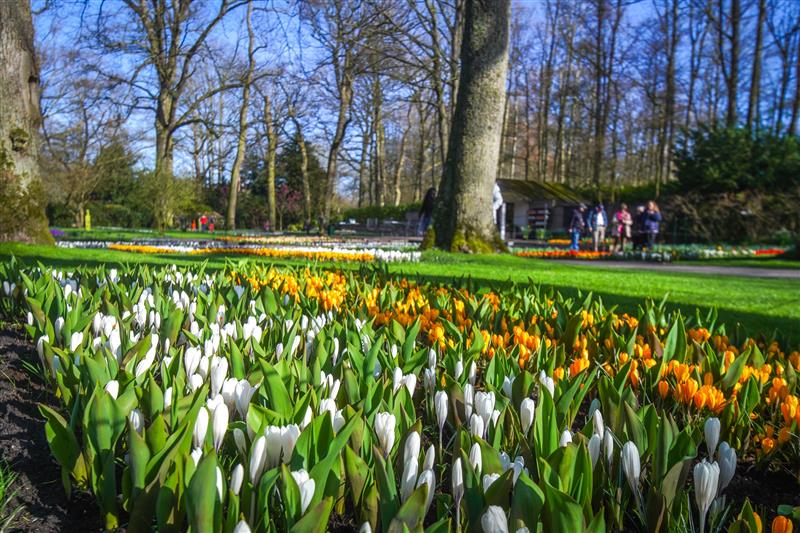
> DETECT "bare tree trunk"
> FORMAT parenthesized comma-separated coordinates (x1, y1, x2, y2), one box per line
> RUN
(293, 120, 312, 224)
(264, 94, 277, 229)
(434, 0, 510, 251)
(791, 34, 800, 134)
(323, 80, 352, 221)
(358, 124, 370, 208)
(392, 114, 411, 206)
(0, 0, 52, 244)
(747, 0, 766, 129)
(227, 1, 255, 231)
(373, 75, 386, 207)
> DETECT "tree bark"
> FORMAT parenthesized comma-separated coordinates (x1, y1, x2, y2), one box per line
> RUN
(434, 0, 510, 252)
(0, 0, 53, 244)
(746, 0, 766, 129)
(293, 120, 312, 225)
(227, 0, 255, 231)
(264, 93, 277, 229)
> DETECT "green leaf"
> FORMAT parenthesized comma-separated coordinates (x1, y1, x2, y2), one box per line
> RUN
(542, 479, 584, 531)
(290, 496, 334, 533)
(387, 484, 428, 533)
(185, 452, 217, 533)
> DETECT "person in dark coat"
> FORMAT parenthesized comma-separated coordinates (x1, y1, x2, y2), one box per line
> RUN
(633, 205, 646, 250)
(568, 204, 587, 251)
(417, 187, 436, 236)
(644, 200, 662, 249)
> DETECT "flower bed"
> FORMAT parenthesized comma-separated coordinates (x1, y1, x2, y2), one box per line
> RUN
(58, 241, 421, 263)
(516, 249, 612, 260)
(0, 259, 798, 531)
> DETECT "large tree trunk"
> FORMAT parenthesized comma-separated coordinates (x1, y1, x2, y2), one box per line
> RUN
(0, 1, 53, 244)
(227, 1, 255, 231)
(434, 0, 510, 252)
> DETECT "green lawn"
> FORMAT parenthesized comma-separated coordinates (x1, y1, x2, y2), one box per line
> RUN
(2, 242, 798, 347)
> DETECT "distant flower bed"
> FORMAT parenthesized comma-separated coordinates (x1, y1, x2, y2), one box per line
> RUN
(101, 243, 421, 263)
(516, 249, 611, 260)
(49, 228, 65, 238)
(516, 245, 790, 262)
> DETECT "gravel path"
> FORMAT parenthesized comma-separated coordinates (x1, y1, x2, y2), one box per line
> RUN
(550, 259, 800, 280)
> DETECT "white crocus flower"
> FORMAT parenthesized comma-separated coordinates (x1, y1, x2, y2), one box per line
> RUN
(717, 442, 736, 495)
(435, 391, 448, 446)
(621, 441, 641, 499)
(559, 429, 572, 447)
(694, 460, 720, 533)
(212, 403, 228, 451)
(483, 473, 500, 492)
(193, 407, 209, 449)
(374, 412, 396, 458)
(588, 434, 602, 469)
(70, 331, 84, 352)
(291, 469, 315, 515)
(469, 442, 482, 475)
(230, 463, 244, 496)
(592, 409, 605, 440)
(249, 436, 267, 484)
(481, 506, 509, 533)
(105, 380, 119, 400)
(704, 417, 720, 458)
(520, 398, 535, 436)
(416, 468, 435, 515)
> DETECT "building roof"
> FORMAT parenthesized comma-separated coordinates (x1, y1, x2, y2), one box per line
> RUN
(496, 178, 585, 204)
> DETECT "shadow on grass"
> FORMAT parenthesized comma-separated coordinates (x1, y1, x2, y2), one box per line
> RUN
(3, 251, 798, 349)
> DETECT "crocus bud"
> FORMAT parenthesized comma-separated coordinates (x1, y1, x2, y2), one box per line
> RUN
(592, 409, 605, 440)
(230, 463, 244, 495)
(70, 331, 84, 352)
(559, 429, 572, 447)
(291, 469, 315, 515)
(469, 442, 482, 474)
(468, 361, 477, 385)
(621, 441, 640, 495)
(455, 360, 464, 380)
(502, 376, 514, 398)
(520, 398, 535, 436)
(423, 445, 435, 471)
(400, 454, 419, 503)
(359, 523, 372, 533)
(588, 434, 601, 468)
(435, 391, 448, 435)
(212, 403, 228, 451)
(481, 506, 509, 533)
(416, 469, 435, 515)
(191, 447, 202, 466)
(694, 460, 720, 533)
(234, 428, 247, 457)
(428, 348, 436, 370)
(717, 442, 736, 495)
(193, 407, 209, 449)
(452, 457, 464, 505)
(129, 408, 144, 435)
(603, 430, 614, 466)
(464, 384, 474, 420)
(469, 414, 484, 439)
(404, 431, 421, 466)
(233, 520, 251, 533)
(374, 412, 396, 458)
(483, 473, 500, 492)
(704, 418, 720, 458)
(249, 435, 266, 484)
(105, 380, 120, 400)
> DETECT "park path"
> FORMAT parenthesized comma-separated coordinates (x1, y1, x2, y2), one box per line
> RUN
(550, 259, 800, 280)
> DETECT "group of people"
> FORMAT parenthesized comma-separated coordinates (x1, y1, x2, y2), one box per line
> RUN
(569, 201, 662, 252)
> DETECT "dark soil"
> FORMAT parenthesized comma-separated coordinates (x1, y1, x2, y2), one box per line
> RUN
(0, 325, 101, 532)
(724, 459, 800, 523)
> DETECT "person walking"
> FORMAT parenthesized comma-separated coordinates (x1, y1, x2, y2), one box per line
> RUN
(632, 205, 646, 250)
(417, 187, 436, 236)
(644, 200, 662, 249)
(569, 204, 587, 251)
(613, 203, 632, 252)
(590, 204, 607, 251)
